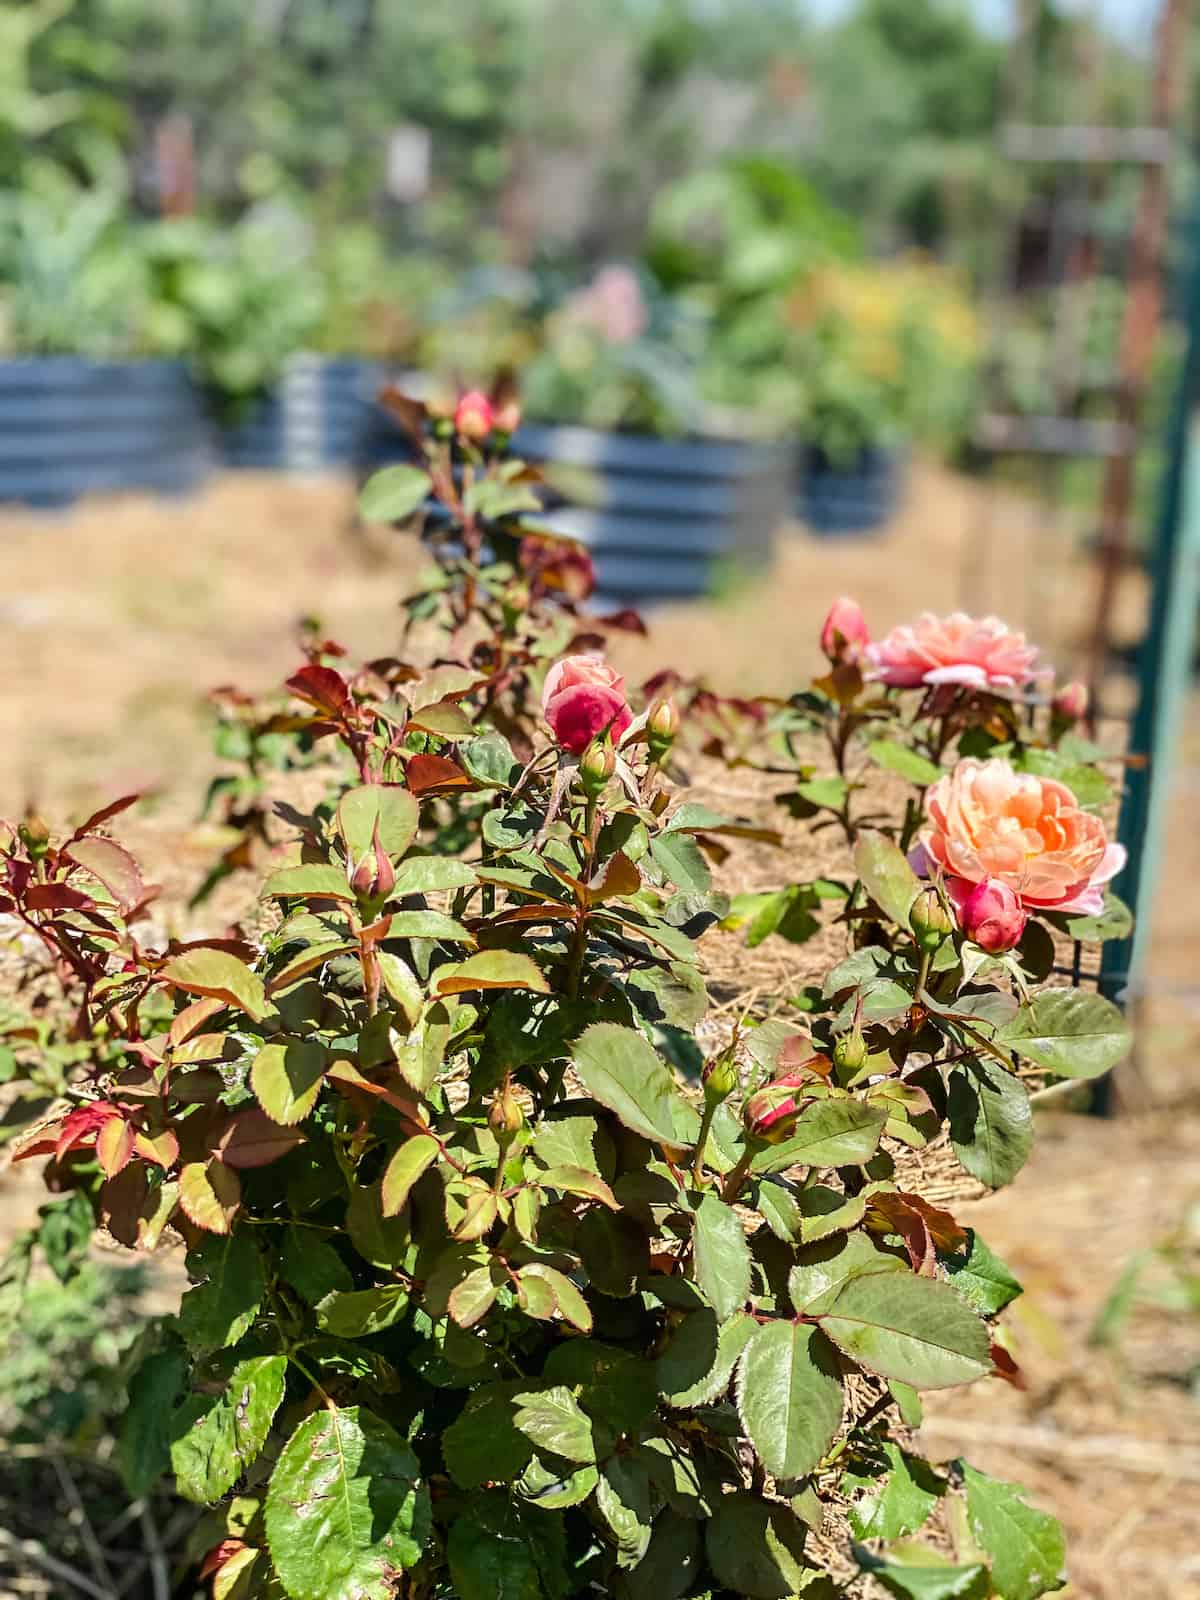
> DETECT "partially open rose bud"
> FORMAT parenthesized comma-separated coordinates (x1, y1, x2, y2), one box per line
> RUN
(910, 886, 954, 953)
(454, 390, 494, 441)
(958, 877, 1027, 954)
(702, 1049, 738, 1104)
(488, 1078, 524, 1143)
(743, 1062, 826, 1143)
(579, 737, 616, 797)
(820, 596, 870, 663)
(1051, 680, 1088, 730)
(647, 698, 680, 764)
(493, 395, 522, 433)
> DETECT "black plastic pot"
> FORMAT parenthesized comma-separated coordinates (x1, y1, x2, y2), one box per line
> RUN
(514, 423, 788, 602)
(795, 443, 905, 537)
(220, 356, 383, 471)
(0, 358, 214, 509)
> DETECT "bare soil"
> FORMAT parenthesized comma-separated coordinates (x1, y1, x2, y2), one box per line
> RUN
(0, 461, 1195, 1597)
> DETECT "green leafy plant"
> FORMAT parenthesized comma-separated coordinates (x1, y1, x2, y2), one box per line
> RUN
(0, 405, 1121, 1598)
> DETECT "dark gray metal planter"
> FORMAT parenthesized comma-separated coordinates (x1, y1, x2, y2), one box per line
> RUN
(219, 355, 383, 471)
(0, 358, 214, 509)
(514, 423, 788, 602)
(795, 443, 905, 537)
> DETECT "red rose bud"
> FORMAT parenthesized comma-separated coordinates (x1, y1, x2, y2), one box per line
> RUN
(350, 819, 395, 903)
(454, 390, 494, 441)
(959, 877, 1027, 954)
(701, 1049, 738, 1104)
(742, 1065, 821, 1143)
(1052, 680, 1088, 727)
(542, 655, 633, 754)
(910, 886, 954, 952)
(820, 596, 870, 662)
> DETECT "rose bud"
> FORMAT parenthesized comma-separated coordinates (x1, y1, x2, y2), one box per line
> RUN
(453, 390, 494, 441)
(820, 597, 870, 663)
(742, 1066, 818, 1144)
(1052, 680, 1088, 728)
(542, 655, 633, 754)
(910, 886, 953, 953)
(349, 820, 395, 903)
(579, 737, 616, 797)
(702, 1049, 738, 1105)
(647, 697, 680, 764)
(493, 395, 522, 434)
(833, 1025, 869, 1078)
(488, 1078, 524, 1143)
(959, 877, 1027, 954)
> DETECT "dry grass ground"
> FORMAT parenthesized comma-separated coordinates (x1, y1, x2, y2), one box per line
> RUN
(0, 460, 1195, 1597)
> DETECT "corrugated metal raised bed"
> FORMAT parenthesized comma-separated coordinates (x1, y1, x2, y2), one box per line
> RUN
(0, 358, 214, 509)
(220, 355, 383, 471)
(794, 443, 906, 537)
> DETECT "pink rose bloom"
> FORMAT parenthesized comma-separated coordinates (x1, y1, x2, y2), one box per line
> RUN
(542, 655, 632, 754)
(920, 758, 1125, 916)
(866, 612, 1039, 690)
(453, 390, 494, 440)
(958, 877, 1027, 953)
(820, 596, 870, 662)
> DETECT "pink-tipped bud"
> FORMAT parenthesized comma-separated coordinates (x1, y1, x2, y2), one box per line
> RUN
(1052, 680, 1088, 726)
(820, 597, 870, 663)
(350, 819, 396, 903)
(454, 390, 494, 441)
(743, 1062, 826, 1143)
(959, 877, 1027, 955)
(647, 697, 680, 763)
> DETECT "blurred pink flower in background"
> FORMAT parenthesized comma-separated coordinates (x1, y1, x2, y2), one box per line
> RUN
(541, 654, 632, 754)
(919, 757, 1125, 916)
(819, 596, 870, 662)
(866, 612, 1039, 690)
(563, 266, 647, 345)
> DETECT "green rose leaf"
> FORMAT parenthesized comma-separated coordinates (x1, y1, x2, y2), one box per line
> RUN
(118, 1345, 188, 1497)
(251, 1038, 328, 1126)
(337, 784, 420, 862)
(612, 1512, 701, 1600)
(357, 464, 433, 523)
(962, 1462, 1067, 1600)
(789, 1230, 907, 1316)
(750, 1100, 888, 1174)
(996, 989, 1131, 1078)
(571, 1023, 700, 1147)
(435, 951, 549, 995)
(941, 1229, 1023, 1316)
(262, 864, 354, 901)
(380, 1133, 440, 1217)
(705, 1492, 815, 1600)
(316, 1284, 409, 1338)
(162, 949, 268, 1022)
(736, 1321, 843, 1479)
(815, 1269, 993, 1389)
(597, 1455, 655, 1567)
(178, 1232, 264, 1356)
(689, 1192, 751, 1322)
(658, 1309, 756, 1408)
(1065, 891, 1133, 944)
(512, 1384, 595, 1464)
(844, 1442, 942, 1541)
(446, 1492, 557, 1600)
(170, 1353, 287, 1503)
(947, 1058, 1033, 1188)
(390, 856, 478, 896)
(854, 833, 921, 928)
(648, 832, 712, 895)
(264, 1406, 429, 1600)
(867, 740, 943, 787)
(442, 1385, 534, 1490)
(857, 1545, 990, 1600)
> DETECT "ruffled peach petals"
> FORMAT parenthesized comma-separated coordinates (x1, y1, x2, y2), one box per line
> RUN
(866, 612, 1039, 691)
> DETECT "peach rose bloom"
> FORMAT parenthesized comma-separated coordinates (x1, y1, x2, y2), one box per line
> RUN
(866, 612, 1039, 689)
(541, 654, 632, 754)
(919, 758, 1125, 916)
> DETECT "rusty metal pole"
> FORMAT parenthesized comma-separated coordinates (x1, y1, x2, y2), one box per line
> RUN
(1084, 0, 1190, 718)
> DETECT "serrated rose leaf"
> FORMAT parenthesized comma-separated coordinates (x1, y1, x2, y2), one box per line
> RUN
(962, 1462, 1067, 1600)
(178, 1233, 264, 1355)
(250, 1038, 327, 1125)
(178, 1160, 241, 1234)
(750, 1099, 888, 1174)
(380, 1133, 440, 1217)
(170, 1354, 287, 1504)
(690, 1192, 751, 1322)
(571, 1022, 700, 1147)
(65, 836, 145, 910)
(435, 950, 549, 995)
(996, 989, 1131, 1078)
(854, 832, 920, 927)
(162, 950, 267, 1022)
(815, 1269, 993, 1388)
(261, 864, 354, 901)
(947, 1060, 1032, 1188)
(264, 1407, 429, 1600)
(337, 784, 419, 862)
(736, 1321, 843, 1479)
(357, 463, 432, 523)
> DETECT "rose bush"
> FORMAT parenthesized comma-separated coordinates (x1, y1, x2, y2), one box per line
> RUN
(0, 424, 1130, 1599)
